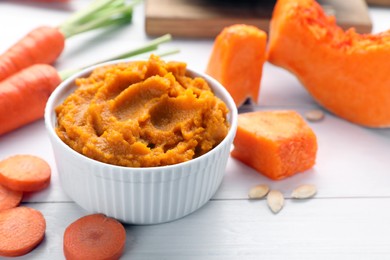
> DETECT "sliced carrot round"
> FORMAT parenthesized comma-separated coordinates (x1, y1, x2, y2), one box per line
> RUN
(0, 206, 46, 257)
(0, 154, 51, 192)
(63, 213, 126, 260)
(0, 184, 23, 211)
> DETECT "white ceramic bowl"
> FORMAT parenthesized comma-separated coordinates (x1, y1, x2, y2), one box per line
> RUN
(45, 59, 237, 224)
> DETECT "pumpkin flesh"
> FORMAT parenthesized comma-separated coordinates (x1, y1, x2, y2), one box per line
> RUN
(206, 24, 267, 107)
(268, 0, 390, 127)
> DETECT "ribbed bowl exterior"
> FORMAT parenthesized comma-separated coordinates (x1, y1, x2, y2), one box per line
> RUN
(48, 128, 233, 224)
(45, 60, 237, 224)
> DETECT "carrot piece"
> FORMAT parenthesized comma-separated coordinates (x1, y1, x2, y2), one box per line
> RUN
(29, 0, 69, 2)
(0, 184, 23, 211)
(0, 26, 65, 82)
(0, 206, 46, 257)
(0, 0, 139, 82)
(231, 110, 318, 180)
(0, 63, 61, 136)
(63, 213, 126, 260)
(206, 24, 267, 107)
(0, 155, 51, 192)
(0, 35, 173, 136)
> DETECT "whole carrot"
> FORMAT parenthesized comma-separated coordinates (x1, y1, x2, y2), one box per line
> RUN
(0, 0, 139, 82)
(0, 27, 65, 82)
(20, 0, 69, 2)
(0, 64, 61, 136)
(0, 34, 174, 136)
(30, 0, 69, 2)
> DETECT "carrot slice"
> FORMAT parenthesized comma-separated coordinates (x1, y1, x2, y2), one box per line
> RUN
(0, 155, 51, 192)
(206, 24, 267, 107)
(63, 213, 126, 260)
(0, 206, 46, 257)
(0, 184, 23, 211)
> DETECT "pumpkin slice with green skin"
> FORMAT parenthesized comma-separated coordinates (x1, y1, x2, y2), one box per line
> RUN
(267, 0, 390, 128)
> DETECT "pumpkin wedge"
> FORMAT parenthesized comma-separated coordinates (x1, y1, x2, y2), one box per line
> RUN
(267, 0, 390, 127)
(206, 24, 267, 107)
(231, 110, 317, 180)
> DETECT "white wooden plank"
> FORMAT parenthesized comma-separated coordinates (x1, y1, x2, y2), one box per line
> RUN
(1, 104, 390, 203)
(13, 198, 390, 259)
(369, 7, 390, 33)
(0, 3, 389, 260)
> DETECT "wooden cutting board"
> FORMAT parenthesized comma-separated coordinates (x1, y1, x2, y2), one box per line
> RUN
(145, 0, 373, 38)
(366, 0, 390, 6)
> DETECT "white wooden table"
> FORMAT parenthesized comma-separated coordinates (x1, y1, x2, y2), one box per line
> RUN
(1, 1, 390, 259)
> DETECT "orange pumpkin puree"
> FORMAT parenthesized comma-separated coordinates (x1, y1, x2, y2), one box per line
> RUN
(55, 56, 229, 167)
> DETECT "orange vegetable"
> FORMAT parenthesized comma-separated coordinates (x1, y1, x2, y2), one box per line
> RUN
(206, 24, 267, 107)
(267, 0, 390, 127)
(30, 0, 69, 2)
(0, 26, 65, 82)
(0, 184, 23, 211)
(231, 110, 317, 180)
(0, 154, 51, 192)
(0, 35, 173, 136)
(0, 206, 46, 257)
(63, 213, 126, 260)
(0, 64, 61, 136)
(0, 0, 136, 82)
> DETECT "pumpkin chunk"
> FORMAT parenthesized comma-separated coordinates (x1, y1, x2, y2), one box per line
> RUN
(206, 24, 267, 107)
(231, 110, 318, 180)
(267, 0, 390, 127)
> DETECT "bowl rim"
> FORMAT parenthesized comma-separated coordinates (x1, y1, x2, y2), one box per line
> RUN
(44, 57, 238, 173)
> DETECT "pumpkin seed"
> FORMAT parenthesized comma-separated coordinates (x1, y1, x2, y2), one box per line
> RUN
(291, 184, 317, 199)
(305, 109, 325, 122)
(267, 190, 284, 213)
(248, 184, 270, 199)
